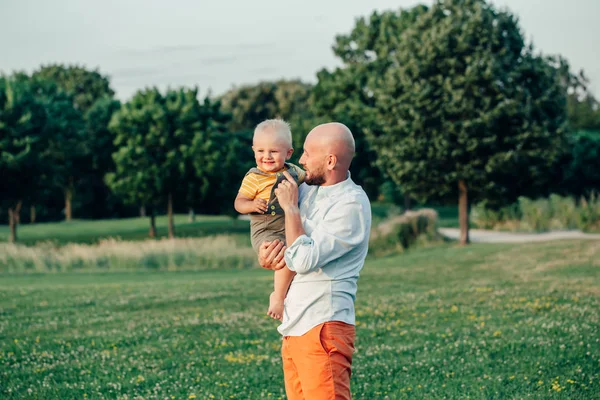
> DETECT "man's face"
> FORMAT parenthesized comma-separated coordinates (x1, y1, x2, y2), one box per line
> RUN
(299, 136, 327, 186)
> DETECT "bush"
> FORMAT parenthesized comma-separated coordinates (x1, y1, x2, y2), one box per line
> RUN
(579, 193, 600, 232)
(369, 209, 439, 256)
(471, 193, 600, 233)
(518, 197, 554, 231)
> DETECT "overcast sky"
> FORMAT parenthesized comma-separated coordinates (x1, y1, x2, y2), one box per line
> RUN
(1, 0, 598, 100)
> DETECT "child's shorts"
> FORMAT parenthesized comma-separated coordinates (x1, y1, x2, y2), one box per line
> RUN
(250, 214, 286, 253)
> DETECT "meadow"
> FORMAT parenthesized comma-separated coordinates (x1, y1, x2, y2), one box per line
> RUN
(0, 215, 251, 246)
(1, 236, 599, 399)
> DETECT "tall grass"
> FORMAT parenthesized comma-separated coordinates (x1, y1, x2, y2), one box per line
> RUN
(0, 235, 257, 273)
(471, 193, 600, 232)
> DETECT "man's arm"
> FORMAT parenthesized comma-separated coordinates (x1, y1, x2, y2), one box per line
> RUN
(283, 206, 304, 248)
(284, 200, 369, 274)
(274, 172, 305, 245)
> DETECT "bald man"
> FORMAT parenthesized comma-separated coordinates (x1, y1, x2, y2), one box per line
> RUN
(259, 122, 372, 400)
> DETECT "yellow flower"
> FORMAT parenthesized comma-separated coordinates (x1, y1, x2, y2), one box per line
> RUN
(552, 383, 562, 392)
(552, 378, 562, 392)
(189, 395, 197, 399)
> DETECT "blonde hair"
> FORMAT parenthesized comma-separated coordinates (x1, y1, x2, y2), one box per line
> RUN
(253, 119, 293, 148)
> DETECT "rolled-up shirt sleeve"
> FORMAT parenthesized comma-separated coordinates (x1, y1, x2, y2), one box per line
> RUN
(284, 199, 369, 274)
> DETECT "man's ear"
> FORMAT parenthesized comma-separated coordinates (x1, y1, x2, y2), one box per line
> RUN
(286, 148, 294, 160)
(326, 154, 337, 171)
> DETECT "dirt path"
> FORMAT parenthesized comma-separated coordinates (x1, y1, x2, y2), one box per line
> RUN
(438, 228, 600, 243)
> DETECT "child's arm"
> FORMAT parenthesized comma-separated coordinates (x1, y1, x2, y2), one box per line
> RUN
(235, 193, 269, 215)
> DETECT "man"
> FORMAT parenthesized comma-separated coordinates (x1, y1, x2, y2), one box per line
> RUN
(259, 122, 372, 400)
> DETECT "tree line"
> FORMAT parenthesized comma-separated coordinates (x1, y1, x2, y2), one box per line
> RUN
(1, 0, 599, 244)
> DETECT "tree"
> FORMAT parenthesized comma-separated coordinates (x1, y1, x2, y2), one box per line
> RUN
(191, 129, 255, 217)
(560, 131, 600, 198)
(219, 80, 313, 132)
(178, 96, 240, 218)
(29, 76, 86, 222)
(32, 64, 115, 221)
(311, 68, 383, 200)
(42, 92, 85, 223)
(311, 6, 429, 201)
(32, 64, 114, 113)
(365, 0, 567, 244)
(81, 95, 124, 219)
(0, 74, 49, 242)
(568, 93, 600, 132)
(107, 87, 229, 238)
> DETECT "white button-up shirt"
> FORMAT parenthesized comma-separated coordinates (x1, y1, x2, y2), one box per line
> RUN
(279, 173, 371, 336)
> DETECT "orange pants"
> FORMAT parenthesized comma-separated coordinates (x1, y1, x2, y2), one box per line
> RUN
(282, 321, 356, 400)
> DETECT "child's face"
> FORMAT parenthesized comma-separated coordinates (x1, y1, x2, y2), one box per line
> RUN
(252, 131, 293, 173)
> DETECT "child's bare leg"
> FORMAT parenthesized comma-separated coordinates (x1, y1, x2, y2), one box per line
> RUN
(267, 266, 296, 321)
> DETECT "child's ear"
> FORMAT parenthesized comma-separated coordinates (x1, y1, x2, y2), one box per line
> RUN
(286, 148, 294, 160)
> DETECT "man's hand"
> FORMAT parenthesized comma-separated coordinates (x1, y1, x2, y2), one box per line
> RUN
(274, 171, 299, 212)
(258, 240, 287, 270)
(252, 198, 268, 214)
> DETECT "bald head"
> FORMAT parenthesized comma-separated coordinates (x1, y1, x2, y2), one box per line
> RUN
(300, 122, 355, 186)
(305, 122, 355, 170)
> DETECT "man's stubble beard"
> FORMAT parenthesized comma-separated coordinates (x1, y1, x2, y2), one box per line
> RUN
(304, 167, 326, 186)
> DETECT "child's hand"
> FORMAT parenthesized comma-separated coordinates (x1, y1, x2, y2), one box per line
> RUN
(253, 198, 268, 214)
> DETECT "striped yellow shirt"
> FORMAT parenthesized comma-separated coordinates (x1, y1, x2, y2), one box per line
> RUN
(239, 165, 305, 201)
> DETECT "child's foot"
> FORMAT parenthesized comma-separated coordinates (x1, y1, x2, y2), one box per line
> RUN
(267, 292, 284, 321)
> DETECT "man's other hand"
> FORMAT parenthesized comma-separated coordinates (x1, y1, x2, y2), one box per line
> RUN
(258, 240, 287, 270)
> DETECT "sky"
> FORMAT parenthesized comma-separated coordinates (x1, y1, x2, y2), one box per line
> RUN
(1, 0, 599, 100)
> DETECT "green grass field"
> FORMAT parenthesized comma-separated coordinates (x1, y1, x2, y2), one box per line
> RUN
(0, 215, 250, 246)
(1, 240, 599, 399)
